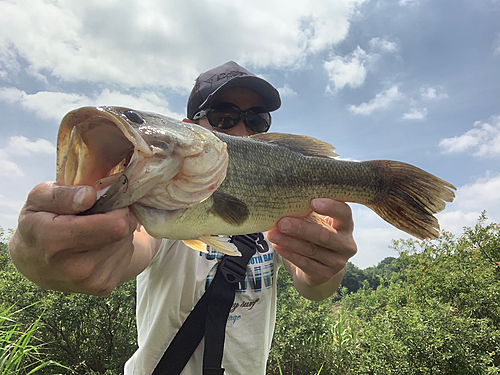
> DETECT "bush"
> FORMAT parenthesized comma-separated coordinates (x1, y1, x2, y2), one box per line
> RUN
(342, 214, 500, 374)
(269, 215, 500, 374)
(0, 229, 137, 374)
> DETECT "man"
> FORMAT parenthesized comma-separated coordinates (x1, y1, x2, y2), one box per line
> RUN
(9, 61, 357, 374)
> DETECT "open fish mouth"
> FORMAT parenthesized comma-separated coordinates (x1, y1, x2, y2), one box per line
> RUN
(56, 106, 228, 215)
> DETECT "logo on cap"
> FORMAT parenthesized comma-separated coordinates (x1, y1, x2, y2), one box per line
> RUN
(204, 71, 249, 84)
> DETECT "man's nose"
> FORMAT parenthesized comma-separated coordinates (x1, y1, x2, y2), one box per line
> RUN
(226, 121, 255, 136)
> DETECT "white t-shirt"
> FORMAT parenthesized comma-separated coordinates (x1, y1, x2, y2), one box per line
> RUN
(124, 233, 283, 375)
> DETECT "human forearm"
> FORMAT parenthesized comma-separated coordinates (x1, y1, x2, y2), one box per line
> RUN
(119, 229, 161, 284)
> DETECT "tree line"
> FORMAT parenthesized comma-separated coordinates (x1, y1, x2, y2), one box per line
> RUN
(1, 213, 499, 374)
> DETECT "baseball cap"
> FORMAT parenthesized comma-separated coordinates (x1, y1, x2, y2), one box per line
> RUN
(187, 61, 281, 119)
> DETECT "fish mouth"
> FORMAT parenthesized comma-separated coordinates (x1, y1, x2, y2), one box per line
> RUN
(57, 107, 142, 188)
(56, 106, 228, 214)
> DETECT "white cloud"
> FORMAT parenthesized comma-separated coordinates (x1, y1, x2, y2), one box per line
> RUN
(369, 37, 398, 52)
(350, 205, 410, 268)
(0, 150, 24, 177)
(336, 157, 362, 162)
(0, 0, 366, 90)
(0, 194, 25, 213)
(0, 136, 56, 178)
(439, 115, 500, 157)
(351, 225, 406, 268)
(0, 45, 20, 81)
(0, 87, 89, 120)
(348, 85, 403, 115)
(4, 136, 55, 156)
(438, 173, 500, 234)
(324, 46, 377, 92)
(399, 0, 421, 6)
(277, 84, 298, 97)
(403, 107, 428, 120)
(493, 32, 500, 56)
(0, 87, 183, 121)
(420, 87, 448, 101)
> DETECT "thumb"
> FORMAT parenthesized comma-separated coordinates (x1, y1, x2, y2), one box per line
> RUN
(24, 182, 97, 215)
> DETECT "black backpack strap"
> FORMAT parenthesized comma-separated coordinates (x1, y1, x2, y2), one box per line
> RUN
(152, 234, 259, 375)
(202, 234, 259, 375)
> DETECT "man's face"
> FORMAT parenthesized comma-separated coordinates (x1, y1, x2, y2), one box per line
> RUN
(196, 86, 267, 137)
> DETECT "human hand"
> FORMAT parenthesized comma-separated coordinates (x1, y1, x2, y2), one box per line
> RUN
(9, 182, 138, 296)
(267, 198, 357, 288)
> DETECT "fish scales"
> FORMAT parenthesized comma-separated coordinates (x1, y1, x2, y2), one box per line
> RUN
(56, 106, 456, 256)
(217, 134, 383, 218)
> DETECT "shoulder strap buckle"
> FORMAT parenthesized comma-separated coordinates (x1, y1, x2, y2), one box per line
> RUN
(218, 257, 247, 284)
(219, 233, 259, 284)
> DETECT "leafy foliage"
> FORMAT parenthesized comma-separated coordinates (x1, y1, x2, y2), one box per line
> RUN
(269, 214, 500, 374)
(0, 304, 67, 374)
(2, 214, 500, 374)
(0, 229, 137, 374)
(338, 256, 400, 299)
(268, 269, 337, 375)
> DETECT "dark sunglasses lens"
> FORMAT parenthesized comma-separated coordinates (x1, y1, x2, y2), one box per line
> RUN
(245, 112, 271, 133)
(205, 103, 271, 133)
(207, 108, 241, 129)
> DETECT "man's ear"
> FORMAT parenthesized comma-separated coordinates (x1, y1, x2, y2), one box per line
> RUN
(183, 118, 196, 124)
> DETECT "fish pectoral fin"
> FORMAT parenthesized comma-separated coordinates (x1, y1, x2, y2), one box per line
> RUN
(182, 240, 209, 253)
(250, 133, 339, 158)
(209, 191, 249, 226)
(200, 235, 242, 257)
(304, 212, 334, 231)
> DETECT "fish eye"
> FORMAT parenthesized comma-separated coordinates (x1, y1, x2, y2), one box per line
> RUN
(123, 111, 144, 124)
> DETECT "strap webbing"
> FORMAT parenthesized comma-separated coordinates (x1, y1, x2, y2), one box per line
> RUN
(152, 234, 259, 375)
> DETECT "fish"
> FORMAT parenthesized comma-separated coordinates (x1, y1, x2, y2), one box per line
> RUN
(56, 106, 456, 256)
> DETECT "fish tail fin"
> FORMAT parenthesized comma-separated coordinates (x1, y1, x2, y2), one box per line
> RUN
(366, 160, 456, 239)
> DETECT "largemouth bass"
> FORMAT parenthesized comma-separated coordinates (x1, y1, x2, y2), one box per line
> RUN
(56, 106, 456, 255)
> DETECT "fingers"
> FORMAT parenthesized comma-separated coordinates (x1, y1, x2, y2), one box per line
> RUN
(311, 198, 354, 232)
(35, 208, 137, 256)
(268, 227, 332, 266)
(269, 199, 354, 249)
(18, 181, 136, 253)
(267, 199, 357, 286)
(10, 181, 140, 296)
(272, 240, 345, 282)
(276, 216, 335, 250)
(24, 182, 97, 215)
(48, 230, 135, 296)
(13, 206, 138, 296)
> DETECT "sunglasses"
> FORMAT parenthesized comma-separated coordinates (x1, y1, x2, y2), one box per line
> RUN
(193, 102, 271, 133)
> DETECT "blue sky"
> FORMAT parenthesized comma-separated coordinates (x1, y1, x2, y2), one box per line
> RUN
(1, 0, 499, 268)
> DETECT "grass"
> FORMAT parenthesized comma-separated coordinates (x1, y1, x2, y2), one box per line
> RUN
(277, 358, 324, 375)
(0, 304, 67, 374)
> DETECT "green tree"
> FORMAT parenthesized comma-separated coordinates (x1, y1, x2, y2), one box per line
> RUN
(363, 256, 399, 290)
(0, 229, 138, 374)
(343, 214, 500, 374)
(339, 262, 366, 295)
(268, 268, 337, 375)
(269, 215, 500, 374)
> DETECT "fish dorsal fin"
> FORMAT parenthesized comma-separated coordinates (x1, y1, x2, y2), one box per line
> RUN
(209, 191, 249, 226)
(250, 133, 339, 158)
